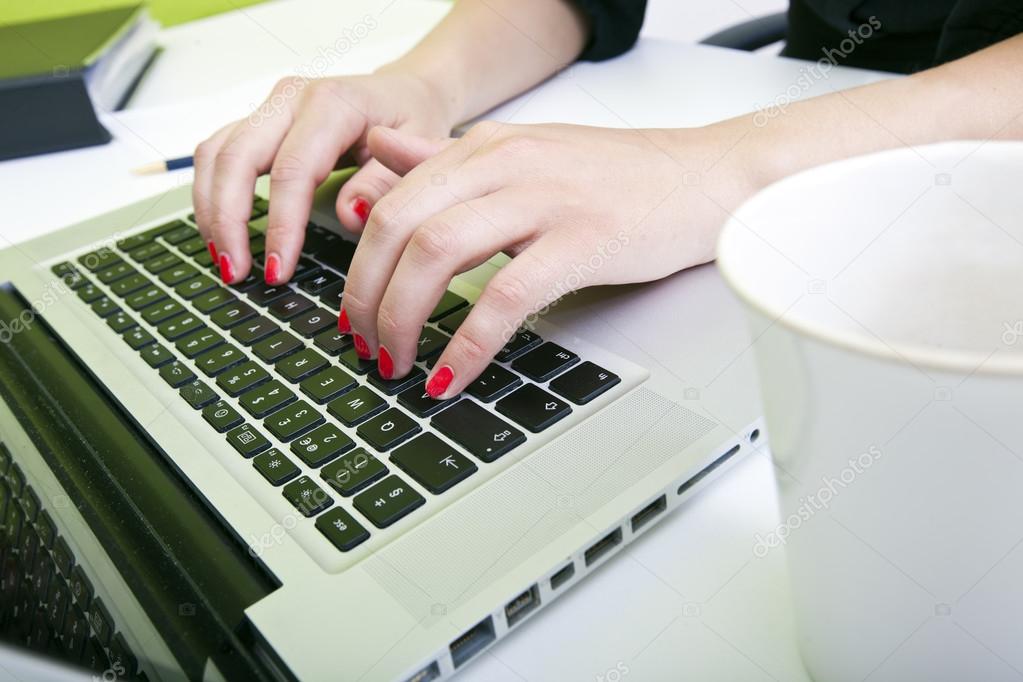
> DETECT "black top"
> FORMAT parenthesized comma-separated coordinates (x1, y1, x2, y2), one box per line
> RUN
(573, 0, 1023, 73)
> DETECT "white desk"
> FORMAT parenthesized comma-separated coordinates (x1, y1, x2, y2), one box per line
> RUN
(0, 2, 893, 680)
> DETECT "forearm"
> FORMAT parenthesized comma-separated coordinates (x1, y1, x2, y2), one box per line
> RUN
(377, 0, 589, 126)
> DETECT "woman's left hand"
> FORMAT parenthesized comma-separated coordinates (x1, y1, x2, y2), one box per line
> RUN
(341, 120, 759, 398)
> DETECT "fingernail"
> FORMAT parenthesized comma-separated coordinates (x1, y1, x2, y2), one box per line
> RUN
(426, 365, 454, 398)
(378, 346, 393, 379)
(218, 253, 234, 283)
(351, 196, 370, 224)
(264, 253, 281, 284)
(337, 307, 351, 333)
(353, 334, 370, 359)
(207, 241, 218, 261)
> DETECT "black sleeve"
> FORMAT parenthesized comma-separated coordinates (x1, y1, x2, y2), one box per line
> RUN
(571, 0, 648, 61)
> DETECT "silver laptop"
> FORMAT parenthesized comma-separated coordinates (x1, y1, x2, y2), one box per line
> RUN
(0, 170, 762, 681)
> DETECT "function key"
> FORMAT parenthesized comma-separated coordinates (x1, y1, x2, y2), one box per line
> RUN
(116, 233, 153, 252)
(127, 242, 168, 263)
(202, 400, 244, 432)
(432, 400, 525, 462)
(313, 327, 352, 355)
(162, 224, 198, 245)
(282, 475, 333, 517)
(495, 383, 572, 433)
(226, 423, 271, 458)
(252, 448, 300, 486)
(291, 423, 354, 467)
(353, 475, 425, 528)
(144, 253, 183, 274)
(511, 342, 578, 382)
(495, 329, 542, 362)
(299, 366, 356, 404)
(549, 361, 621, 405)
(356, 407, 421, 451)
(141, 220, 186, 241)
(390, 433, 477, 494)
(264, 400, 324, 441)
(315, 508, 370, 552)
(326, 386, 386, 426)
(465, 363, 521, 402)
(321, 449, 388, 496)
(429, 290, 468, 322)
(78, 248, 121, 272)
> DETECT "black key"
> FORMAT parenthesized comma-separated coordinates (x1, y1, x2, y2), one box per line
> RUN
(157, 312, 204, 340)
(232, 316, 279, 345)
(321, 449, 388, 496)
(83, 637, 110, 673)
(176, 328, 224, 358)
(264, 400, 324, 441)
(252, 448, 300, 486)
(159, 361, 195, 387)
(291, 423, 354, 467)
(162, 224, 197, 245)
(327, 386, 386, 426)
(253, 196, 270, 214)
(300, 366, 356, 403)
(125, 285, 166, 310)
(353, 475, 425, 528)
(429, 290, 469, 322)
(177, 235, 207, 255)
(235, 266, 264, 290)
(95, 261, 136, 285)
(47, 580, 70, 631)
(175, 274, 217, 299)
(90, 599, 114, 646)
(78, 248, 121, 272)
(69, 565, 93, 606)
(298, 271, 341, 295)
(123, 326, 155, 350)
(196, 344, 246, 377)
(495, 329, 542, 362)
(357, 407, 420, 451)
(313, 328, 352, 355)
(76, 283, 103, 303)
(338, 347, 374, 374)
(202, 400, 244, 432)
(108, 272, 149, 297)
(415, 327, 449, 361)
(91, 296, 120, 318)
(139, 221, 182, 243)
(303, 223, 341, 256)
(226, 423, 271, 458)
(268, 292, 314, 321)
(53, 536, 73, 575)
(318, 280, 345, 309)
(210, 300, 257, 329)
(282, 476, 333, 517)
(192, 287, 235, 314)
(142, 299, 184, 325)
(317, 239, 357, 273)
(239, 380, 295, 418)
(290, 307, 336, 337)
(315, 508, 370, 552)
(62, 608, 89, 660)
(180, 380, 218, 409)
(465, 363, 522, 402)
(496, 383, 572, 432)
(127, 242, 168, 263)
(549, 361, 622, 405)
(277, 347, 328, 383)
(194, 249, 215, 268)
(144, 252, 183, 274)
(109, 633, 139, 678)
(106, 311, 137, 333)
(249, 234, 266, 257)
(253, 330, 303, 363)
(397, 382, 458, 418)
(432, 400, 525, 462)
(291, 257, 321, 281)
(511, 342, 579, 382)
(115, 233, 152, 251)
(216, 361, 269, 397)
(36, 510, 56, 548)
(139, 343, 174, 368)
(158, 263, 199, 287)
(391, 433, 477, 494)
(437, 305, 471, 334)
(368, 365, 426, 396)
(51, 261, 78, 278)
(245, 282, 291, 306)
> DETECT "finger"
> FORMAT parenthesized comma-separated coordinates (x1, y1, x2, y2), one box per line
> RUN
(264, 87, 368, 284)
(208, 79, 301, 283)
(367, 125, 452, 177)
(334, 159, 399, 233)
(192, 122, 235, 257)
(425, 233, 572, 399)
(375, 192, 533, 379)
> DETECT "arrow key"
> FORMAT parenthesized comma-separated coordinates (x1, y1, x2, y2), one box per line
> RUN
(496, 384, 572, 433)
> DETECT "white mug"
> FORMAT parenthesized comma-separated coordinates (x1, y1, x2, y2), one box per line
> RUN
(718, 141, 1023, 681)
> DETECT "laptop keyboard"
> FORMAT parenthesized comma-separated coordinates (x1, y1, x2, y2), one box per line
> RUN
(49, 196, 624, 556)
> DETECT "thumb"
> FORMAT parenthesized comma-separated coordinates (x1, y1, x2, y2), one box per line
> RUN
(368, 125, 452, 177)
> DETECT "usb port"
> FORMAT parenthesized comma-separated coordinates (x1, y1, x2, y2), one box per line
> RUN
(405, 661, 440, 682)
(504, 584, 540, 628)
(449, 616, 496, 669)
(550, 562, 575, 591)
(584, 527, 623, 567)
(630, 495, 666, 533)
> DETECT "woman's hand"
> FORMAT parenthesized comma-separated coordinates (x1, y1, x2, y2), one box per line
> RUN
(342, 120, 760, 398)
(192, 69, 457, 285)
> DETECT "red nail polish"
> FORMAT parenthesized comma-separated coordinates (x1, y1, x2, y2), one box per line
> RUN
(218, 253, 234, 283)
(207, 241, 218, 261)
(353, 334, 370, 359)
(378, 346, 393, 379)
(265, 253, 280, 284)
(426, 365, 453, 398)
(351, 196, 370, 224)
(337, 307, 351, 333)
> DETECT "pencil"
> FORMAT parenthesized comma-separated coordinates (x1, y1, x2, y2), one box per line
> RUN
(132, 155, 194, 175)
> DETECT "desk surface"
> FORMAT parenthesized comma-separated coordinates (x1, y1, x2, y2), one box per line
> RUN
(0, 2, 894, 680)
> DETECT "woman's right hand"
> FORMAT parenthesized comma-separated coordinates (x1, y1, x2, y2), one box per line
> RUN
(192, 69, 458, 285)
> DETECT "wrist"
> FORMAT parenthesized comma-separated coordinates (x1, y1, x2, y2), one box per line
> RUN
(375, 58, 467, 129)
